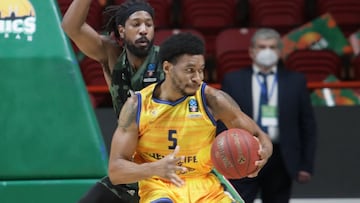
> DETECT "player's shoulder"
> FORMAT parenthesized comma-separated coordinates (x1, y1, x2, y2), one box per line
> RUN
(203, 84, 226, 104)
(117, 92, 139, 122)
(203, 83, 240, 121)
(123, 92, 139, 110)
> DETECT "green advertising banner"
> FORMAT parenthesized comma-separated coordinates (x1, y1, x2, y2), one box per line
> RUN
(282, 13, 353, 60)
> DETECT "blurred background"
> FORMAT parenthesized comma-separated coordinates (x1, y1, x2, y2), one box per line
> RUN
(1, 0, 360, 202)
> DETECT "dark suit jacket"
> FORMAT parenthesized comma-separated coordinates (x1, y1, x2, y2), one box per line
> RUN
(217, 66, 317, 178)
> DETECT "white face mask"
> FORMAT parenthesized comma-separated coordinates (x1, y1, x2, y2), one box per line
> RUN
(255, 48, 279, 67)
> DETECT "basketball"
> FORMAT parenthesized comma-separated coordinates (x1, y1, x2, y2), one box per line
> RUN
(211, 128, 260, 179)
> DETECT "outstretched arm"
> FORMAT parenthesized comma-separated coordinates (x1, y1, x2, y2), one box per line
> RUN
(108, 94, 187, 186)
(61, 0, 108, 63)
(205, 85, 273, 176)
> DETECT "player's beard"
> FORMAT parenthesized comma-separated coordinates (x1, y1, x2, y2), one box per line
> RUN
(170, 74, 197, 97)
(125, 37, 154, 58)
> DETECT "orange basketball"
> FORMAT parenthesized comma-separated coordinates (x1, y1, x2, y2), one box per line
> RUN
(211, 128, 260, 179)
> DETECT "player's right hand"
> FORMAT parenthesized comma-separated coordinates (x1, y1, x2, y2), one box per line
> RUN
(154, 145, 187, 187)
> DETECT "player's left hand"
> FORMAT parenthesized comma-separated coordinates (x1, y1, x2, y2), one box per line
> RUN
(247, 138, 271, 178)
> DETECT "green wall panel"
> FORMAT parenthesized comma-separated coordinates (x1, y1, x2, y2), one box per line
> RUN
(0, 0, 108, 179)
(0, 179, 98, 203)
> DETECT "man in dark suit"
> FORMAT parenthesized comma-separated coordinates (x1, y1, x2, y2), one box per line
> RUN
(217, 28, 317, 203)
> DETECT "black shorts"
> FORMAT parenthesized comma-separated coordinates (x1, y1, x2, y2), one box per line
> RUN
(78, 176, 139, 203)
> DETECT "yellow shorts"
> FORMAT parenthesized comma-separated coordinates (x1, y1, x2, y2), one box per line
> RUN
(138, 173, 233, 203)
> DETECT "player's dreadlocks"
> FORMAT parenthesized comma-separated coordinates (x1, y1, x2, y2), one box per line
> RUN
(103, 0, 154, 40)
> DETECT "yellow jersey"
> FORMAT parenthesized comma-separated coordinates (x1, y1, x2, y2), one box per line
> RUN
(135, 82, 236, 203)
(135, 82, 217, 177)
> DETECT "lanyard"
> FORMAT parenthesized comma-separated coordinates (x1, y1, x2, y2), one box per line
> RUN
(256, 73, 277, 101)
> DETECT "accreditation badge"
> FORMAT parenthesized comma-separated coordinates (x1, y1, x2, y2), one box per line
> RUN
(261, 105, 278, 126)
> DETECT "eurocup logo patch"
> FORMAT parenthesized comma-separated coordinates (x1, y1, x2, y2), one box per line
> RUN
(146, 63, 155, 77)
(143, 63, 157, 83)
(0, 0, 36, 41)
(188, 98, 198, 112)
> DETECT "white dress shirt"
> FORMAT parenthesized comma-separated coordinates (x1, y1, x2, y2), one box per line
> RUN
(252, 65, 279, 142)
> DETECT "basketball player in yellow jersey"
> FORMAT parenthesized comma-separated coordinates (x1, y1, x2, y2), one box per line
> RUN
(108, 33, 273, 203)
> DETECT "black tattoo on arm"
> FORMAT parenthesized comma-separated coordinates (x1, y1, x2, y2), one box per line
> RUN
(118, 98, 137, 128)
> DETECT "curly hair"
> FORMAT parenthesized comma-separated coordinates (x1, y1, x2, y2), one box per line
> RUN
(103, 0, 154, 40)
(159, 32, 205, 64)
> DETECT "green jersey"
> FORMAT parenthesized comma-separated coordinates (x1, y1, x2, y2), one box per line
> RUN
(109, 46, 164, 116)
